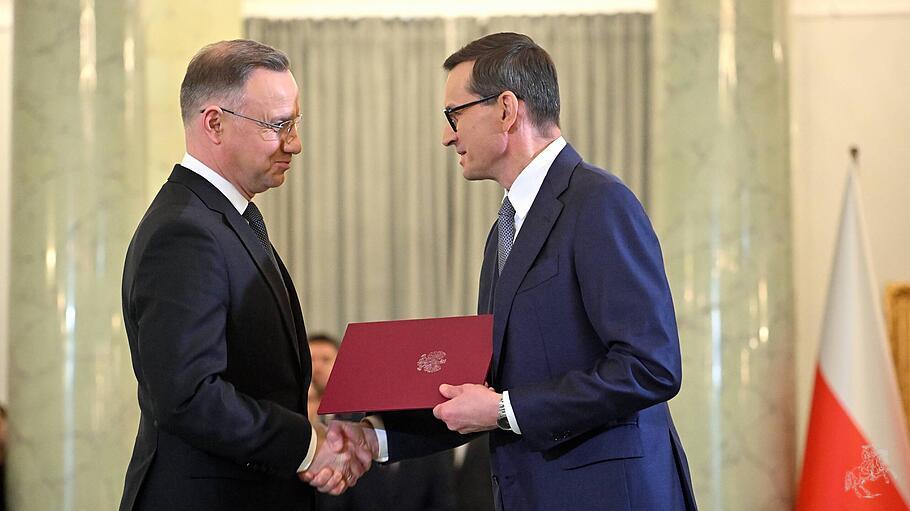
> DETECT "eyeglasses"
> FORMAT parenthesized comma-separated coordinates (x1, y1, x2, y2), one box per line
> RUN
(215, 107, 302, 142)
(443, 93, 502, 132)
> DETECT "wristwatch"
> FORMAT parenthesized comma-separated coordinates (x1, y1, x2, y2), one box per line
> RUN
(497, 396, 512, 431)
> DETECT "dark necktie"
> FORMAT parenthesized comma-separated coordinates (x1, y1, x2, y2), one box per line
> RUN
(243, 202, 279, 269)
(497, 197, 516, 275)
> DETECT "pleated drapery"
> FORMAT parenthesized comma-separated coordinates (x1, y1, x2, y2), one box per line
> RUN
(246, 14, 652, 337)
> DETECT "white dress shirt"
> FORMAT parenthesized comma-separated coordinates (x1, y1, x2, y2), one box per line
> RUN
(180, 153, 318, 472)
(499, 136, 566, 434)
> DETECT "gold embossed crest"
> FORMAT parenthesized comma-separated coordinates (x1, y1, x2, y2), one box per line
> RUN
(417, 351, 447, 373)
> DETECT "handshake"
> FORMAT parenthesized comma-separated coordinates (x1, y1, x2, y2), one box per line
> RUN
(299, 420, 379, 495)
(298, 382, 499, 494)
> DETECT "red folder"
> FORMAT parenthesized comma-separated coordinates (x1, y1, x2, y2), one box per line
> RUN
(317, 315, 493, 415)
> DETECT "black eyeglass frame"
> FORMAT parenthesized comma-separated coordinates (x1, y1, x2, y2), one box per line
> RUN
(443, 93, 503, 132)
(203, 106, 302, 141)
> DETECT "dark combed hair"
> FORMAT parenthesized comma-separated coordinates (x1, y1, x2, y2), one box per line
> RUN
(443, 32, 560, 130)
(307, 333, 339, 347)
(180, 39, 290, 123)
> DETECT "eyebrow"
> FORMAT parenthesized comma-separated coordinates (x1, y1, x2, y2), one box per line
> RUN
(269, 115, 294, 124)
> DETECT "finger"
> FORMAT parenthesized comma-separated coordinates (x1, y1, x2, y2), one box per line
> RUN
(439, 383, 464, 398)
(352, 444, 373, 469)
(319, 470, 345, 494)
(327, 479, 347, 496)
(325, 425, 345, 452)
(299, 470, 313, 483)
(349, 456, 369, 478)
(309, 467, 335, 488)
(432, 403, 445, 420)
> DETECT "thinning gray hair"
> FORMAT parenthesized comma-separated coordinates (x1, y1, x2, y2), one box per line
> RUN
(180, 39, 290, 124)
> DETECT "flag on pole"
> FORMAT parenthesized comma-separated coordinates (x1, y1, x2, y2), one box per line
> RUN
(796, 167, 910, 509)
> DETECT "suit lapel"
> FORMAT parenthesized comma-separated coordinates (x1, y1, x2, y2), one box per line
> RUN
(477, 223, 498, 315)
(488, 145, 581, 380)
(168, 165, 302, 366)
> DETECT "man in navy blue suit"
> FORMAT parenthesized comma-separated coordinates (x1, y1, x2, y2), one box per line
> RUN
(331, 32, 697, 511)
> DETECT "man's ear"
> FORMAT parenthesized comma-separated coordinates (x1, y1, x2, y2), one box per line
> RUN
(499, 92, 520, 133)
(200, 106, 225, 144)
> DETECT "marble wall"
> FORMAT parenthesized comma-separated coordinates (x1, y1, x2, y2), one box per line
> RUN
(0, 0, 11, 404)
(6, 1, 240, 509)
(652, 0, 794, 509)
(8, 1, 145, 508)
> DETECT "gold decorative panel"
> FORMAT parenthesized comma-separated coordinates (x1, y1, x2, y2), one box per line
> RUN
(887, 283, 910, 426)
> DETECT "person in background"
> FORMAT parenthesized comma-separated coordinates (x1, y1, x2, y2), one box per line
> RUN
(308, 333, 340, 396)
(307, 333, 339, 425)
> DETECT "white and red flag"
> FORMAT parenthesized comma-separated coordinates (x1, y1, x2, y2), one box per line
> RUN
(797, 169, 910, 509)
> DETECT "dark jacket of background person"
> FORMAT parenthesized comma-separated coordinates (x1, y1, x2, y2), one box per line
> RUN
(318, 450, 455, 511)
(454, 437, 494, 511)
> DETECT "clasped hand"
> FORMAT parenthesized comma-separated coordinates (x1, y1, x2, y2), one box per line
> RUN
(299, 420, 378, 495)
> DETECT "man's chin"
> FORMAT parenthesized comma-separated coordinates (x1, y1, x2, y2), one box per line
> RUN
(265, 173, 287, 190)
(461, 167, 488, 182)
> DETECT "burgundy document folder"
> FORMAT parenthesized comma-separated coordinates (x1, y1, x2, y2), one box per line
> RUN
(317, 315, 493, 415)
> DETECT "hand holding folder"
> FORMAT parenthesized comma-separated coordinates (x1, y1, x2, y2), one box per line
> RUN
(318, 315, 494, 415)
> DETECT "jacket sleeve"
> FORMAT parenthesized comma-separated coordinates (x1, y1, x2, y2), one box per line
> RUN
(379, 410, 475, 463)
(507, 180, 682, 452)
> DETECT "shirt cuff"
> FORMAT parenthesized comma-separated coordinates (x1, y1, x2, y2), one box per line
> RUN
(364, 415, 390, 462)
(296, 425, 319, 472)
(503, 390, 522, 435)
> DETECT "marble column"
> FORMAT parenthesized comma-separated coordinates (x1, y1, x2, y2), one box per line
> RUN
(7, 0, 243, 508)
(652, 1, 794, 509)
(7, 0, 145, 509)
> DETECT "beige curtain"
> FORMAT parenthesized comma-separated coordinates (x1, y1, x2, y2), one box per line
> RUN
(245, 14, 652, 337)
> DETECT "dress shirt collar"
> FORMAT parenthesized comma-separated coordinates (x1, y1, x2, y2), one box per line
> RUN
(181, 153, 249, 215)
(504, 136, 566, 233)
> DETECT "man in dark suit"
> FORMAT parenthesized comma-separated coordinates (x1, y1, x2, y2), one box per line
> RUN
(119, 40, 369, 511)
(336, 32, 697, 510)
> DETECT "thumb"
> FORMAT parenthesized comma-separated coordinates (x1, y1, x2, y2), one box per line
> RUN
(326, 426, 345, 452)
(439, 384, 463, 399)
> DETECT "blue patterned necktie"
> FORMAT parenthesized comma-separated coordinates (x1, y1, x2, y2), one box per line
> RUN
(497, 197, 516, 275)
(243, 202, 278, 268)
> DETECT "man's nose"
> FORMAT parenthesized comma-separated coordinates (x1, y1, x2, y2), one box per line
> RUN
(283, 132, 302, 154)
(442, 124, 456, 147)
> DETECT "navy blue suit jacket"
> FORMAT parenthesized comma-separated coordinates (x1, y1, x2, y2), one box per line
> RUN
(384, 144, 696, 510)
(119, 166, 315, 511)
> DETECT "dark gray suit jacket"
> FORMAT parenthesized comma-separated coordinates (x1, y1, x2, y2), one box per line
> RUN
(119, 165, 315, 511)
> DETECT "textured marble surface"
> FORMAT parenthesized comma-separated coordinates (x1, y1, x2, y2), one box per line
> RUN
(652, 1, 794, 509)
(8, 1, 144, 509)
(7, 1, 247, 508)
(9, 2, 243, 508)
